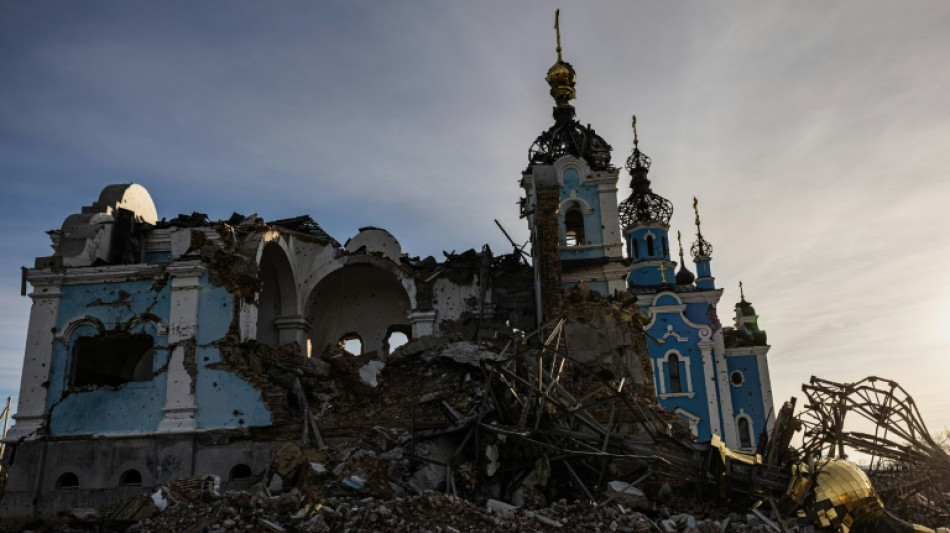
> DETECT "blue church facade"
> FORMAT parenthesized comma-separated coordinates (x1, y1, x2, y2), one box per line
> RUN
(521, 21, 775, 449)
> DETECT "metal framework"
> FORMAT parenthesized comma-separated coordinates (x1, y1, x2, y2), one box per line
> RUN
(799, 376, 950, 519)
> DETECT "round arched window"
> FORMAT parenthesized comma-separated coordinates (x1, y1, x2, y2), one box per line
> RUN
(730, 371, 744, 387)
(56, 472, 79, 490)
(119, 469, 142, 486)
(229, 463, 252, 481)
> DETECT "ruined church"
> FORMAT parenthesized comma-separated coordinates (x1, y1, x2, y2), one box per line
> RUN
(0, 17, 774, 519)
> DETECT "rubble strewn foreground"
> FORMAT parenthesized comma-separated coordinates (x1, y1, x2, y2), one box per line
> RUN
(14, 314, 946, 533)
(12, 303, 950, 533)
(47, 442, 780, 533)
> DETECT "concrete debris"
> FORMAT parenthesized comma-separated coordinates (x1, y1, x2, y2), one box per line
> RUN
(605, 481, 649, 510)
(11, 303, 949, 532)
(357, 359, 386, 387)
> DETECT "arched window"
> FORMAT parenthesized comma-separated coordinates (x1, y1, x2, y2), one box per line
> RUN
(56, 472, 79, 490)
(631, 240, 639, 260)
(339, 333, 363, 355)
(119, 469, 142, 486)
(229, 464, 252, 481)
(738, 417, 753, 448)
(384, 327, 410, 356)
(564, 208, 586, 246)
(662, 238, 669, 256)
(668, 354, 682, 394)
(646, 235, 655, 256)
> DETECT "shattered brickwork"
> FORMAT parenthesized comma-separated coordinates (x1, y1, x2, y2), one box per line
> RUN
(535, 183, 564, 322)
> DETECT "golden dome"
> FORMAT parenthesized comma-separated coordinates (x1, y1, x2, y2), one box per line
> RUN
(546, 9, 576, 104)
(546, 60, 576, 103)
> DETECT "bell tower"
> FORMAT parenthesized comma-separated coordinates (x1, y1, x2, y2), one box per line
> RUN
(520, 10, 628, 298)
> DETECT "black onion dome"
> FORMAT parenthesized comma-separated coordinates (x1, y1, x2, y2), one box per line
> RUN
(528, 106, 613, 170)
(736, 298, 757, 317)
(618, 146, 673, 227)
(675, 262, 696, 285)
(690, 233, 713, 260)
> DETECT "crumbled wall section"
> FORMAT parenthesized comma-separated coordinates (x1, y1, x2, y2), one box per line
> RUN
(536, 183, 564, 321)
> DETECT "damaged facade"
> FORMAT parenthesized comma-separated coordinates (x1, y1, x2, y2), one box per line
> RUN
(521, 36, 775, 447)
(2, 183, 536, 518)
(2, 15, 777, 524)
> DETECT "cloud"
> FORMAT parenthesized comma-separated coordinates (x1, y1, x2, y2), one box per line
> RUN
(2, 1, 950, 431)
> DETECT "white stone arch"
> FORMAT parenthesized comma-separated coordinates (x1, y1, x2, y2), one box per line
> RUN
(255, 233, 300, 346)
(735, 409, 756, 448)
(673, 407, 701, 438)
(555, 196, 595, 215)
(304, 254, 418, 311)
(553, 155, 591, 186)
(655, 349, 694, 398)
(56, 316, 106, 341)
(304, 254, 417, 359)
(126, 313, 168, 337)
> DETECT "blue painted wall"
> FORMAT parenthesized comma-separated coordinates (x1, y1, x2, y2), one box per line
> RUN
(558, 168, 605, 261)
(194, 275, 271, 429)
(726, 353, 767, 445)
(48, 280, 171, 435)
(643, 299, 716, 441)
(46, 269, 271, 435)
(626, 226, 672, 287)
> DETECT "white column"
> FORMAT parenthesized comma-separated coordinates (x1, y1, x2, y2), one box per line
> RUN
(157, 262, 204, 433)
(697, 339, 722, 441)
(756, 348, 775, 433)
(408, 310, 437, 338)
(711, 334, 737, 448)
(5, 275, 63, 441)
(597, 181, 623, 258)
(274, 315, 312, 356)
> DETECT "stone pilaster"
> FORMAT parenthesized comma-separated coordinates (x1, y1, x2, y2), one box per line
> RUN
(274, 315, 312, 356)
(408, 310, 437, 338)
(5, 274, 63, 440)
(157, 262, 204, 433)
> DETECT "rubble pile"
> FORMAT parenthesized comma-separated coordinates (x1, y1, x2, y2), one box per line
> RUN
(19, 301, 950, 532)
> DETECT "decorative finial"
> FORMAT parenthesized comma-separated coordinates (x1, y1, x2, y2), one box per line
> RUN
(739, 281, 745, 301)
(632, 115, 639, 149)
(677, 230, 684, 260)
(690, 196, 714, 260)
(545, 9, 576, 105)
(693, 196, 701, 229)
(659, 262, 667, 284)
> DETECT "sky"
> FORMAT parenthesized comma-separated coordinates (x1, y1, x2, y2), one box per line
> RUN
(2, 1, 950, 434)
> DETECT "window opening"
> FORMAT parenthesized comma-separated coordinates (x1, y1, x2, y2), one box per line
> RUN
(71, 332, 155, 388)
(56, 472, 79, 490)
(564, 208, 586, 246)
(646, 235, 655, 256)
(731, 371, 744, 387)
(668, 354, 682, 393)
(384, 329, 410, 356)
(229, 464, 252, 481)
(662, 237, 669, 256)
(119, 469, 142, 486)
(631, 240, 639, 260)
(339, 333, 363, 356)
(738, 417, 753, 448)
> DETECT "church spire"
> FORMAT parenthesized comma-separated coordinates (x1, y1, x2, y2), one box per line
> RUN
(618, 116, 673, 228)
(690, 197, 716, 289)
(528, 10, 612, 169)
(545, 9, 577, 107)
(690, 197, 713, 260)
(675, 230, 696, 285)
